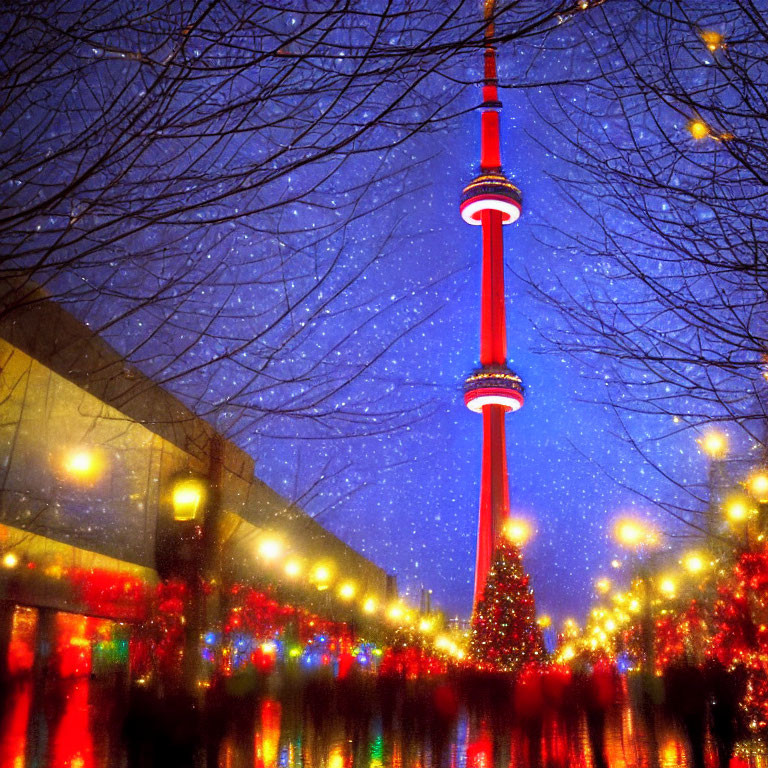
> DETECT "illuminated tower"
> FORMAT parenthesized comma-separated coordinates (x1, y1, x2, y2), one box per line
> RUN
(461, 1, 524, 607)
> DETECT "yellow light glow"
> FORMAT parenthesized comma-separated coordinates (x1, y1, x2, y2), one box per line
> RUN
(311, 564, 332, 585)
(338, 582, 356, 600)
(261, 641, 277, 655)
(419, 618, 434, 633)
(503, 517, 532, 546)
(363, 597, 377, 614)
(595, 577, 611, 594)
(63, 448, 102, 483)
(726, 496, 754, 523)
(629, 598, 641, 613)
(328, 747, 345, 768)
(700, 30, 724, 51)
(604, 619, 616, 632)
(537, 614, 552, 629)
(172, 479, 204, 521)
(659, 577, 676, 597)
(682, 553, 705, 574)
(688, 119, 711, 140)
(748, 471, 768, 503)
(284, 559, 302, 578)
(614, 518, 658, 549)
(611, 559, 621, 569)
(700, 429, 727, 457)
(258, 537, 283, 561)
(560, 644, 576, 662)
(387, 604, 404, 621)
(435, 635, 451, 651)
(2, 552, 18, 569)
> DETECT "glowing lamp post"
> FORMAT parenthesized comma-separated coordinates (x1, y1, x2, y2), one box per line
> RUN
(613, 517, 661, 673)
(747, 470, 768, 536)
(62, 447, 102, 484)
(700, 429, 728, 541)
(725, 494, 756, 550)
(503, 517, 532, 547)
(172, 478, 205, 522)
(682, 552, 706, 575)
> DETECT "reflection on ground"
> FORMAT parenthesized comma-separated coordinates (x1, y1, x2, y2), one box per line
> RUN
(1, 674, 767, 768)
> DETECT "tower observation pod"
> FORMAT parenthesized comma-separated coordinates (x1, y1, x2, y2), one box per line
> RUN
(462, 0, 525, 608)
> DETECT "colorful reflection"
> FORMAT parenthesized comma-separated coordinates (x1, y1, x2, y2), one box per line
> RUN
(6, 606, 37, 677)
(49, 679, 94, 768)
(0, 681, 32, 768)
(255, 699, 281, 768)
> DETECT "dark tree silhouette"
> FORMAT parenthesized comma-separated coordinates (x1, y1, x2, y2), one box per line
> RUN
(522, 0, 768, 527)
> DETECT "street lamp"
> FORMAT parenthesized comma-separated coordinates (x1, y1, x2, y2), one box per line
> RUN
(658, 577, 677, 599)
(503, 517, 533, 546)
(681, 552, 707, 575)
(613, 517, 661, 674)
(257, 536, 283, 562)
(700, 429, 728, 459)
(747, 471, 768, 503)
(172, 477, 206, 521)
(614, 518, 659, 550)
(284, 558, 303, 579)
(338, 582, 356, 601)
(62, 447, 103, 484)
(700, 429, 728, 541)
(724, 494, 757, 549)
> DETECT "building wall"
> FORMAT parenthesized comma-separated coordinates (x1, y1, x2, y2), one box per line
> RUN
(0, 280, 389, 608)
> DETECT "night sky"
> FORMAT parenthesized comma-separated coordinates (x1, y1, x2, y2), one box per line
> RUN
(244, 22, 708, 623)
(9, 3, 742, 624)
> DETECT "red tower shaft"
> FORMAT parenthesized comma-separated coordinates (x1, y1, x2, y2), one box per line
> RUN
(460, 6, 524, 609)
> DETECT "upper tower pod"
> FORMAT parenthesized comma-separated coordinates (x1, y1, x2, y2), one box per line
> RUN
(460, 174, 522, 226)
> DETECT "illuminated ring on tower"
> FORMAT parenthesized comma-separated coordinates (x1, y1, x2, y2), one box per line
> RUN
(463, 365, 524, 413)
(460, 174, 522, 226)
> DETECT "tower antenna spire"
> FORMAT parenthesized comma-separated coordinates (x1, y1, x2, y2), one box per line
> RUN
(461, 1, 525, 608)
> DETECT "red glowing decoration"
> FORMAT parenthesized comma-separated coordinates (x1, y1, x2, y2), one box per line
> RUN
(462, 0, 526, 607)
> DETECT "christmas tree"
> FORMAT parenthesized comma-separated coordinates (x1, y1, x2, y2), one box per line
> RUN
(470, 534, 544, 671)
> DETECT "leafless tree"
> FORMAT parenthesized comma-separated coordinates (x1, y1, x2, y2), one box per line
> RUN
(1, 1, 580, 441)
(524, 0, 768, 526)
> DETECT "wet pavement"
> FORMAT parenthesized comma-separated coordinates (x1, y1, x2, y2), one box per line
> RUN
(2, 672, 767, 768)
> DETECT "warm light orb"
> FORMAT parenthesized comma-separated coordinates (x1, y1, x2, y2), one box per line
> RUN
(172, 479, 205, 521)
(284, 559, 302, 578)
(611, 559, 622, 569)
(700, 30, 724, 52)
(258, 537, 283, 561)
(63, 448, 101, 483)
(614, 518, 658, 550)
(419, 617, 435, 633)
(504, 517, 532, 546)
(338, 582, 356, 600)
(2, 552, 18, 569)
(387, 604, 404, 622)
(559, 644, 576, 663)
(537, 614, 552, 629)
(748, 471, 768, 503)
(688, 119, 711, 140)
(700, 429, 727, 457)
(725, 495, 755, 524)
(595, 577, 611, 595)
(682, 553, 706, 574)
(312, 564, 332, 589)
(363, 597, 377, 614)
(659, 577, 676, 598)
